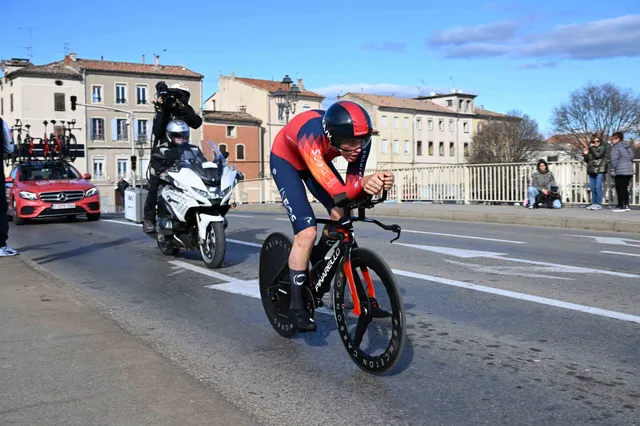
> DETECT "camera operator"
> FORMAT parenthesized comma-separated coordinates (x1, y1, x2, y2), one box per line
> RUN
(143, 81, 203, 233)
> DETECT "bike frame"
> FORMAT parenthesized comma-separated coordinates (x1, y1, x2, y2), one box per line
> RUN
(268, 191, 401, 316)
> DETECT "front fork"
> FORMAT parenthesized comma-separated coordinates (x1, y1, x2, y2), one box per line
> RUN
(340, 240, 377, 317)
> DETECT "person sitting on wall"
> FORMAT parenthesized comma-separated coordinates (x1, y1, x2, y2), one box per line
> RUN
(527, 159, 561, 209)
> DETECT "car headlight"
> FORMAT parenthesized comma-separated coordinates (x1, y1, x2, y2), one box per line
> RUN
(85, 187, 99, 197)
(19, 191, 38, 201)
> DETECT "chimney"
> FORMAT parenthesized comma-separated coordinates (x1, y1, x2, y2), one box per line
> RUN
(64, 55, 70, 66)
(154, 55, 160, 67)
(297, 78, 304, 90)
(142, 55, 145, 64)
(69, 52, 77, 61)
(239, 105, 247, 113)
(231, 70, 235, 78)
(101, 55, 104, 60)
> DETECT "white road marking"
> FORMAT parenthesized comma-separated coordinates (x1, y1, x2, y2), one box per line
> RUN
(102, 220, 640, 323)
(444, 260, 575, 280)
(403, 229, 525, 244)
(400, 243, 640, 278)
(391, 269, 640, 324)
(227, 239, 262, 248)
(564, 235, 640, 248)
(103, 219, 141, 227)
(601, 251, 640, 258)
(228, 214, 254, 218)
(274, 218, 289, 221)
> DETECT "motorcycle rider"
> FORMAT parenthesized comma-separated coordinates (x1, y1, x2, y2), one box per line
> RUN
(143, 82, 203, 233)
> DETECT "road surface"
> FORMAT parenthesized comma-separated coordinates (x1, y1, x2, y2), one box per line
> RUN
(7, 212, 640, 425)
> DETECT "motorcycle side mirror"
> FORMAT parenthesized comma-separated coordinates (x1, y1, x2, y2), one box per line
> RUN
(222, 151, 230, 159)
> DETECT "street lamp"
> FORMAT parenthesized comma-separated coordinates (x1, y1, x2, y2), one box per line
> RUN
(272, 74, 300, 123)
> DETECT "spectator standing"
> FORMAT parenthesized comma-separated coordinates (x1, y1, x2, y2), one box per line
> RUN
(0, 117, 18, 256)
(583, 135, 608, 210)
(609, 131, 634, 212)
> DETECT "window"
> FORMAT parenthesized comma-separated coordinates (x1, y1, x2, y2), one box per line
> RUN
(135, 119, 148, 142)
(302, 104, 310, 111)
(226, 125, 236, 138)
(463, 121, 469, 133)
(428, 119, 433, 130)
(393, 140, 399, 154)
(393, 117, 398, 129)
(466, 100, 471, 111)
(416, 119, 422, 130)
(428, 141, 434, 155)
(404, 140, 410, 155)
(92, 86, 102, 103)
(236, 144, 245, 160)
(449, 119, 454, 132)
(438, 119, 444, 131)
(450, 142, 455, 156)
(382, 116, 388, 128)
(218, 144, 228, 154)
(446, 100, 452, 107)
(464, 143, 470, 157)
(91, 118, 104, 140)
(381, 139, 388, 154)
(117, 159, 128, 178)
(93, 158, 105, 179)
(459, 100, 464, 110)
(417, 140, 423, 156)
(548, 155, 559, 162)
(439, 142, 444, 156)
(404, 117, 409, 129)
(54, 93, 65, 111)
(136, 85, 147, 104)
(115, 83, 126, 104)
(117, 119, 127, 140)
(477, 122, 482, 133)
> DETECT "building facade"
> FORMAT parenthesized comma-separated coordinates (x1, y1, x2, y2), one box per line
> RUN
(201, 110, 262, 180)
(2, 54, 204, 211)
(207, 73, 324, 178)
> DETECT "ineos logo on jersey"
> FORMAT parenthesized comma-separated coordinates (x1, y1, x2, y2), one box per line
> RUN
(279, 188, 297, 222)
(311, 148, 330, 177)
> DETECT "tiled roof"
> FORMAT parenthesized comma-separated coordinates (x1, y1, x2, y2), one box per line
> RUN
(343, 93, 457, 114)
(234, 77, 324, 99)
(203, 110, 262, 125)
(4, 57, 202, 79)
(546, 133, 591, 145)
(73, 58, 203, 78)
(474, 107, 510, 118)
(4, 60, 82, 80)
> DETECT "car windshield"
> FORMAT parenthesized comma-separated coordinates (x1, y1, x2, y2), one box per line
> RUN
(20, 163, 81, 181)
(176, 141, 234, 183)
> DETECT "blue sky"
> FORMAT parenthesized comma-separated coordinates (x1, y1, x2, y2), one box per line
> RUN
(2, 0, 639, 136)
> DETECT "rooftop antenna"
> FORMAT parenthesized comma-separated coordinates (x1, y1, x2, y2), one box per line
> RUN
(64, 43, 70, 56)
(18, 26, 39, 59)
(450, 76, 457, 92)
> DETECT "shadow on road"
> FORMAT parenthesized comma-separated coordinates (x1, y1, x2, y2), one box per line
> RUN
(31, 237, 134, 265)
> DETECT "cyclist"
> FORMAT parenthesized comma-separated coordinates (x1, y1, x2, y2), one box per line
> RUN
(270, 100, 394, 332)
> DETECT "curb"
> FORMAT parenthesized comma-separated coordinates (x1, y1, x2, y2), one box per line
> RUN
(233, 203, 640, 233)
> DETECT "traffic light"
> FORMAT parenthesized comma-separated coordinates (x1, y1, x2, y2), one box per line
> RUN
(70, 95, 77, 111)
(131, 155, 137, 171)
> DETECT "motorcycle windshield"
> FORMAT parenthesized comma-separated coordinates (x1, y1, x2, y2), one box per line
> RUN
(177, 140, 237, 184)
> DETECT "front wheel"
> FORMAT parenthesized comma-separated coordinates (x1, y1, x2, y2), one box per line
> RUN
(13, 199, 25, 226)
(86, 213, 101, 221)
(200, 221, 226, 268)
(333, 247, 406, 375)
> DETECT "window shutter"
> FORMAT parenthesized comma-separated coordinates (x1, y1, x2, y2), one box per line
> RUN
(89, 119, 94, 140)
(133, 119, 138, 141)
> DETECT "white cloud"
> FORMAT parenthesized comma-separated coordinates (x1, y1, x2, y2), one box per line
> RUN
(310, 83, 444, 108)
(430, 14, 640, 60)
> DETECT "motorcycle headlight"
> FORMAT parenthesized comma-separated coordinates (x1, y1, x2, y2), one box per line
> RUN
(207, 186, 231, 199)
(19, 191, 38, 201)
(191, 187, 210, 199)
(85, 187, 99, 197)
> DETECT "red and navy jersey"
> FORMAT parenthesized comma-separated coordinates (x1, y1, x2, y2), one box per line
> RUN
(271, 109, 370, 200)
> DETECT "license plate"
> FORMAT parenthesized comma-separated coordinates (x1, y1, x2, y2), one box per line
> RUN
(51, 203, 76, 210)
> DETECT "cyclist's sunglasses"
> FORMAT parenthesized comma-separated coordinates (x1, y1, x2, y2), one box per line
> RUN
(335, 137, 371, 153)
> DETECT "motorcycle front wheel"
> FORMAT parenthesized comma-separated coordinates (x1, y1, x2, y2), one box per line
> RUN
(200, 221, 226, 269)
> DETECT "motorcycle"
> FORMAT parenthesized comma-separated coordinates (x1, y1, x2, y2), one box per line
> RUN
(154, 140, 243, 268)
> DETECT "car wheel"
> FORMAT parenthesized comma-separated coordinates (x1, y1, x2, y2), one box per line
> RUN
(13, 199, 25, 226)
(87, 213, 101, 222)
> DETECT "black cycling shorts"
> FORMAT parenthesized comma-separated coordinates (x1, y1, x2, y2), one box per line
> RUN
(270, 152, 345, 234)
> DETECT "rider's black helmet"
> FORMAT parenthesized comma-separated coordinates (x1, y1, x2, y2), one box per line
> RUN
(322, 100, 373, 150)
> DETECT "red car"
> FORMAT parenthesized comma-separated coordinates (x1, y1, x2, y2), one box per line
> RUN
(5, 160, 101, 225)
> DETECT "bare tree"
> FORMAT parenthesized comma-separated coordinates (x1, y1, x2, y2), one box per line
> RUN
(469, 110, 546, 164)
(551, 82, 640, 156)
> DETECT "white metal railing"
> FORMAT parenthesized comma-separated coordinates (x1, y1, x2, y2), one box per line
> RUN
(232, 160, 640, 206)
